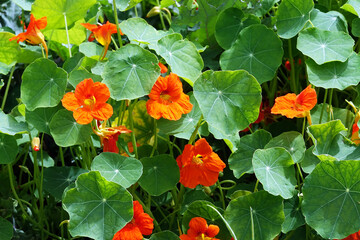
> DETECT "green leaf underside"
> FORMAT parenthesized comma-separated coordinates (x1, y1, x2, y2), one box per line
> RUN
(0, 217, 13, 240)
(253, 148, 297, 199)
(25, 105, 62, 135)
(91, 152, 143, 188)
(297, 28, 354, 65)
(229, 129, 272, 178)
(49, 110, 92, 147)
(276, 0, 314, 39)
(220, 24, 283, 84)
(0, 133, 18, 164)
(0, 32, 19, 65)
(138, 154, 180, 196)
(21, 58, 67, 111)
(224, 191, 284, 240)
(63, 171, 133, 240)
(306, 52, 360, 90)
(0, 110, 28, 135)
(194, 70, 262, 137)
(102, 44, 160, 100)
(43, 166, 88, 199)
(282, 196, 305, 233)
(302, 160, 360, 239)
(265, 131, 306, 163)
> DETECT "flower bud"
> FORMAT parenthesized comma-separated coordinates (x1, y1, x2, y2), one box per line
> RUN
(32, 137, 40, 151)
(146, 6, 161, 18)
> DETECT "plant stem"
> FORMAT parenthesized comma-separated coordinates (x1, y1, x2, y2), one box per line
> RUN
(328, 89, 334, 121)
(1, 65, 15, 110)
(63, 13, 72, 58)
(188, 115, 203, 145)
(112, 0, 123, 48)
(217, 180, 226, 209)
(128, 100, 138, 159)
(150, 119, 158, 157)
(156, 0, 166, 30)
(250, 207, 255, 240)
(319, 88, 328, 124)
(288, 39, 297, 93)
(158, 135, 182, 154)
(253, 179, 259, 192)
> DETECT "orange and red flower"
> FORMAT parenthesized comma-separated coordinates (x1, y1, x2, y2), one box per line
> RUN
(113, 201, 153, 240)
(9, 14, 48, 57)
(61, 78, 113, 125)
(93, 122, 131, 153)
(271, 85, 317, 124)
(176, 138, 226, 189)
(180, 217, 220, 240)
(146, 73, 193, 120)
(81, 21, 122, 60)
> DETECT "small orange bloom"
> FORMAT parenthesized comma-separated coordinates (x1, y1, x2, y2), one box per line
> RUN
(10, 14, 48, 57)
(158, 62, 168, 74)
(176, 138, 226, 189)
(336, 229, 360, 240)
(146, 73, 193, 120)
(93, 122, 131, 153)
(81, 21, 122, 60)
(31, 137, 40, 151)
(180, 217, 220, 240)
(61, 78, 113, 125)
(113, 201, 153, 240)
(271, 85, 317, 119)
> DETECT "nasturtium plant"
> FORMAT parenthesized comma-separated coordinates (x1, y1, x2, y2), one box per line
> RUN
(306, 9, 348, 32)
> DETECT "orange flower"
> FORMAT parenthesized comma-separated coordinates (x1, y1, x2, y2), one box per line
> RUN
(146, 73, 193, 120)
(121, 142, 140, 157)
(61, 78, 113, 125)
(180, 217, 220, 240)
(9, 14, 48, 57)
(158, 62, 168, 73)
(81, 21, 122, 60)
(176, 138, 226, 189)
(113, 201, 153, 240)
(93, 122, 131, 153)
(271, 85, 317, 123)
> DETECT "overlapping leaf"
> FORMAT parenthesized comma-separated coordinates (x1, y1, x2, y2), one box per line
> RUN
(282, 196, 305, 233)
(306, 9, 347, 32)
(0, 133, 18, 164)
(25, 104, 62, 134)
(0, 110, 28, 135)
(0, 32, 19, 65)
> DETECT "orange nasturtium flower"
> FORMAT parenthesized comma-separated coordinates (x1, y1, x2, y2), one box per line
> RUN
(180, 217, 220, 240)
(271, 85, 317, 125)
(158, 62, 168, 74)
(9, 14, 48, 57)
(176, 138, 226, 189)
(113, 201, 153, 240)
(61, 78, 113, 125)
(81, 21, 122, 60)
(146, 73, 193, 120)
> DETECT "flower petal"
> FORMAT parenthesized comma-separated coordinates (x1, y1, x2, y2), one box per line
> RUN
(206, 225, 220, 237)
(91, 103, 113, 121)
(75, 78, 95, 101)
(92, 82, 111, 103)
(61, 92, 82, 111)
(73, 108, 93, 125)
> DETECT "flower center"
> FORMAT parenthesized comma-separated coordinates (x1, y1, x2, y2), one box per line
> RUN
(192, 154, 203, 165)
(160, 92, 172, 102)
(84, 96, 96, 108)
(196, 234, 212, 240)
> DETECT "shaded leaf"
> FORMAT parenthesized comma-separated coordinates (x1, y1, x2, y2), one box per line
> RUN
(282, 196, 305, 233)
(0, 217, 13, 240)
(0, 133, 18, 164)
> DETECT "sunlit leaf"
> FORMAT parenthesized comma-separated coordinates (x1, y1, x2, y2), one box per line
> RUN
(305, 9, 347, 32)
(0, 110, 28, 135)
(341, 0, 360, 16)
(12, 0, 34, 11)
(0, 32, 19, 65)
(115, 0, 142, 11)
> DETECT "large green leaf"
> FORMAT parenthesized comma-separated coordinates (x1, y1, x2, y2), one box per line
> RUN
(149, 231, 180, 240)
(297, 28, 354, 65)
(193, 70, 262, 137)
(302, 160, 360, 239)
(253, 148, 297, 199)
(138, 154, 179, 196)
(43, 166, 88, 199)
(0, 217, 13, 240)
(341, 0, 360, 16)
(229, 129, 272, 178)
(25, 105, 62, 135)
(265, 131, 306, 163)
(63, 171, 133, 240)
(306, 52, 360, 90)
(306, 9, 348, 32)
(0, 32, 19, 65)
(224, 191, 284, 240)
(282, 196, 305, 233)
(32, 0, 97, 29)
(156, 33, 204, 85)
(12, 0, 34, 11)
(91, 152, 143, 188)
(220, 24, 283, 84)
(102, 44, 160, 100)
(0, 133, 18, 164)
(301, 146, 320, 174)
(49, 109, 92, 147)
(115, 0, 142, 11)
(275, 0, 314, 39)
(0, 110, 28, 135)
(68, 69, 102, 88)
(21, 58, 67, 111)
(43, 19, 86, 45)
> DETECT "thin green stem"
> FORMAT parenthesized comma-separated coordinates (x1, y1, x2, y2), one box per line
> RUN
(253, 179, 259, 192)
(150, 119, 158, 157)
(128, 100, 138, 159)
(250, 207, 255, 240)
(188, 115, 203, 145)
(117, 101, 126, 126)
(328, 89, 334, 121)
(288, 39, 297, 93)
(1, 65, 15, 110)
(156, 0, 166, 30)
(217, 180, 226, 209)
(134, 3, 138, 17)
(302, 117, 306, 137)
(63, 13, 72, 58)
(319, 88, 328, 124)
(296, 163, 304, 182)
(112, 0, 123, 48)
(59, 147, 65, 166)
(158, 135, 182, 154)
(170, 185, 185, 229)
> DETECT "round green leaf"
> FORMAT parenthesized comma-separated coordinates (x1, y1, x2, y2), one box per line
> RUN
(149, 231, 180, 240)
(306, 52, 360, 90)
(265, 131, 306, 163)
(91, 152, 143, 188)
(282, 196, 305, 233)
(220, 24, 283, 84)
(307, 9, 348, 32)
(275, 0, 314, 39)
(43, 166, 88, 199)
(302, 160, 360, 239)
(0, 32, 19, 65)
(301, 146, 320, 174)
(297, 28, 354, 65)
(0, 133, 18, 164)
(229, 129, 272, 178)
(21, 58, 67, 111)
(49, 109, 92, 147)
(63, 171, 133, 240)
(26, 105, 62, 134)
(102, 44, 160, 100)
(0, 110, 28, 135)
(0, 217, 13, 240)
(32, 0, 97, 29)
(138, 154, 180, 196)
(224, 191, 284, 240)
(193, 70, 262, 137)
(253, 148, 297, 199)
(156, 33, 204, 85)
(43, 19, 86, 45)
(68, 69, 102, 88)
